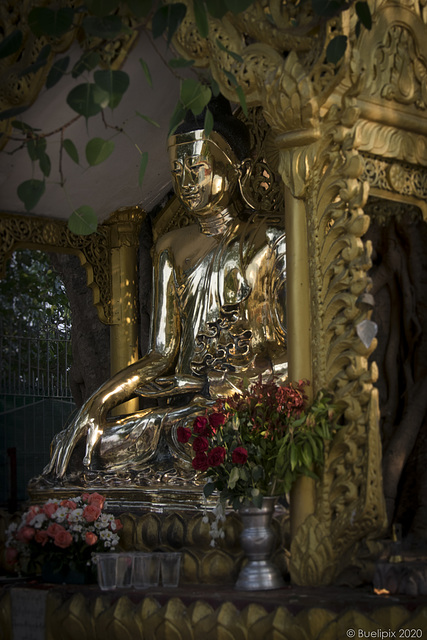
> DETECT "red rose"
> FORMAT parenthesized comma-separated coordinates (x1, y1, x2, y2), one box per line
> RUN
(209, 413, 226, 429)
(83, 504, 101, 522)
(35, 530, 49, 546)
(85, 532, 98, 546)
(192, 453, 209, 471)
(54, 530, 73, 549)
(47, 523, 66, 538)
(207, 446, 226, 467)
(177, 426, 192, 443)
(87, 492, 105, 509)
(111, 518, 123, 531)
(16, 526, 35, 542)
(6, 547, 18, 566)
(193, 416, 208, 435)
(60, 499, 77, 510)
(43, 502, 58, 518)
(25, 506, 40, 524)
(231, 446, 248, 465)
(193, 436, 209, 452)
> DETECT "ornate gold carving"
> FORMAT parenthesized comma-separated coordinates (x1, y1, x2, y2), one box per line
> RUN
(0, 587, 426, 640)
(0, 209, 144, 325)
(354, 120, 427, 166)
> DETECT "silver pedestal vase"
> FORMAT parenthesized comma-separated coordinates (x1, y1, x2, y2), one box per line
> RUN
(235, 495, 285, 590)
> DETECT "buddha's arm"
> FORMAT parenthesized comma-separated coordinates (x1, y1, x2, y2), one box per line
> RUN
(49, 245, 182, 476)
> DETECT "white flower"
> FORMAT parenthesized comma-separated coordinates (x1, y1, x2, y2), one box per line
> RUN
(52, 506, 68, 522)
(29, 513, 47, 529)
(68, 508, 83, 523)
(94, 514, 112, 530)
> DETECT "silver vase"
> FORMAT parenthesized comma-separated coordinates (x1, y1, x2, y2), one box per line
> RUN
(235, 495, 285, 590)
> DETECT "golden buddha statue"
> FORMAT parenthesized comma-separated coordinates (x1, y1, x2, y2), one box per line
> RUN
(44, 98, 287, 486)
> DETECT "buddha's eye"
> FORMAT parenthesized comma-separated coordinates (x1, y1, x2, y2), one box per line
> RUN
(172, 161, 183, 176)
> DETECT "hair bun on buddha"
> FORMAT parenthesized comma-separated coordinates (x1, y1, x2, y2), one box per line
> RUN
(175, 94, 251, 161)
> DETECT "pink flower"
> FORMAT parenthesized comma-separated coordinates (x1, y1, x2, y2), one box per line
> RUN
(43, 502, 58, 518)
(25, 506, 40, 524)
(35, 530, 49, 546)
(85, 532, 98, 546)
(192, 453, 209, 471)
(81, 493, 90, 502)
(54, 530, 73, 549)
(177, 426, 192, 443)
(60, 499, 77, 510)
(16, 526, 35, 542)
(231, 446, 248, 465)
(193, 416, 209, 435)
(83, 504, 101, 522)
(207, 446, 226, 467)
(209, 412, 226, 429)
(87, 492, 105, 509)
(47, 523, 66, 538)
(6, 547, 18, 565)
(193, 436, 209, 452)
(112, 519, 123, 531)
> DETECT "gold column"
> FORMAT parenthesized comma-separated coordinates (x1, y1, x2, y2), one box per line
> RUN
(105, 207, 145, 414)
(284, 187, 315, 538)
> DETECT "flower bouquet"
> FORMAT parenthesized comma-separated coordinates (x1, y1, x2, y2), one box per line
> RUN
(5, 492, 122, 582)
(178, 378, 340, 512)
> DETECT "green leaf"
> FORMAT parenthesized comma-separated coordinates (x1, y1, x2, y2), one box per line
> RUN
(63, 139, 79, 164)
(0, 106, 28, 121)
(355, 1, 372, 30)
(224, 0, 253, 14)
(71, 51, 100, 78)
(94, 69, 129, 109)
(311, 0, 341, 18)
(28, 7, 74, 38)
(19, 44, 51, 77)
(46, 56, 70, 89)
(11, 121, 38, 132)
(68, 205, 98, 236)
(84, 0, 120, 16)
(205, 0, 228, 19)
(82, 15, 123, 39)
(194, 0, 209, 38)
(66, 83, 103, 119)
(125, 0, 152, 19)
(27, 137, 47, 162)
(136, 112, 160, 127)
(211, 77, 220, 97)
(85, 137, 115, 165)
(224, 69, 238, 87)
(17, 179, 45, 211)
(169, 57, 195, 68)
(290, 444, 298, 471)
(326, 34, 347, 64)
(181, 78, 211, 115)
(203, 482, 216, 498)
(228, 466, 240, 489)
(92, 84, 110, 108)
(0, 29, 23, 60)
(204, 108, 213, 136)
(39, 153, 51, 177)
(152, 3, 187, 45)
(216, 38, 243, 63)
(139, 58, 152, 87)
(235, 85, 248, 115)
(168, 101, 186, 135)
(138, 151, 148, 186)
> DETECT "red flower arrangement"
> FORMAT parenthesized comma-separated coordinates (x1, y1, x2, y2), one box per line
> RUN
(5, 492, 122, 578)
(178, 378, 339, 510)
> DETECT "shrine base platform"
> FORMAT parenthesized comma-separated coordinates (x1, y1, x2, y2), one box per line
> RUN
(1, 578, 427, 640)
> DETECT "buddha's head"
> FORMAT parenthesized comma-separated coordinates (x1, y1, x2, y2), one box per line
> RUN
(167, 95, 251, 216)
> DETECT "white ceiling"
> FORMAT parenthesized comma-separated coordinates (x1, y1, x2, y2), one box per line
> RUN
(0, 30, 189, 224)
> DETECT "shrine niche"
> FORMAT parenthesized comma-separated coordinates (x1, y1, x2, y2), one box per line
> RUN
(2, 0, 427, 592)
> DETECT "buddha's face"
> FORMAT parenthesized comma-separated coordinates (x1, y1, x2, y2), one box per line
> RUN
(168, 131, 240, 214)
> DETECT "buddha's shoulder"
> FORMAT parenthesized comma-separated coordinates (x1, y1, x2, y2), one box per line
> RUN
(155, 223, 201, 253)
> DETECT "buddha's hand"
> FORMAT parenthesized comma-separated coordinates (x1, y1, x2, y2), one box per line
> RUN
(47, 396, 104, 478)
(136, 374, 204, 397)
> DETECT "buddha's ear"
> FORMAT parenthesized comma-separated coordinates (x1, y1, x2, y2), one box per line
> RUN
(237, 158, 257, 211)
(237, 158, 253, 180)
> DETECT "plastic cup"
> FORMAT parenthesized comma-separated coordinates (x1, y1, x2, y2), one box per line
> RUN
(116, 553, 133, 588)
(132, 553, 160, 589)
(160, 553, 181, 587)
(95, 553, 118, 590)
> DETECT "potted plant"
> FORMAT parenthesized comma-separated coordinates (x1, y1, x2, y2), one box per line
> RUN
(177, 378, 340, 589)
(5, 492, 122, 584)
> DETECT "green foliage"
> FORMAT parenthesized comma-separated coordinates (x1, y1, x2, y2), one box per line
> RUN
(28, 7, 74, 38)
(17, 179, 45, 211)
(326, 34, 348, 64)
(85, 138, 115, 166)
(0, 29, 23, 59)
(138, 151, 149, 186)
(46, 56, 70, 90)
(62, 139, 79, 164)
(93, 70, 130, 109)
(68, 205, 98, 235)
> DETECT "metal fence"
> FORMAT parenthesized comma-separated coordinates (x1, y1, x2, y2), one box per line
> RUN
(0, 320, 76, 507)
